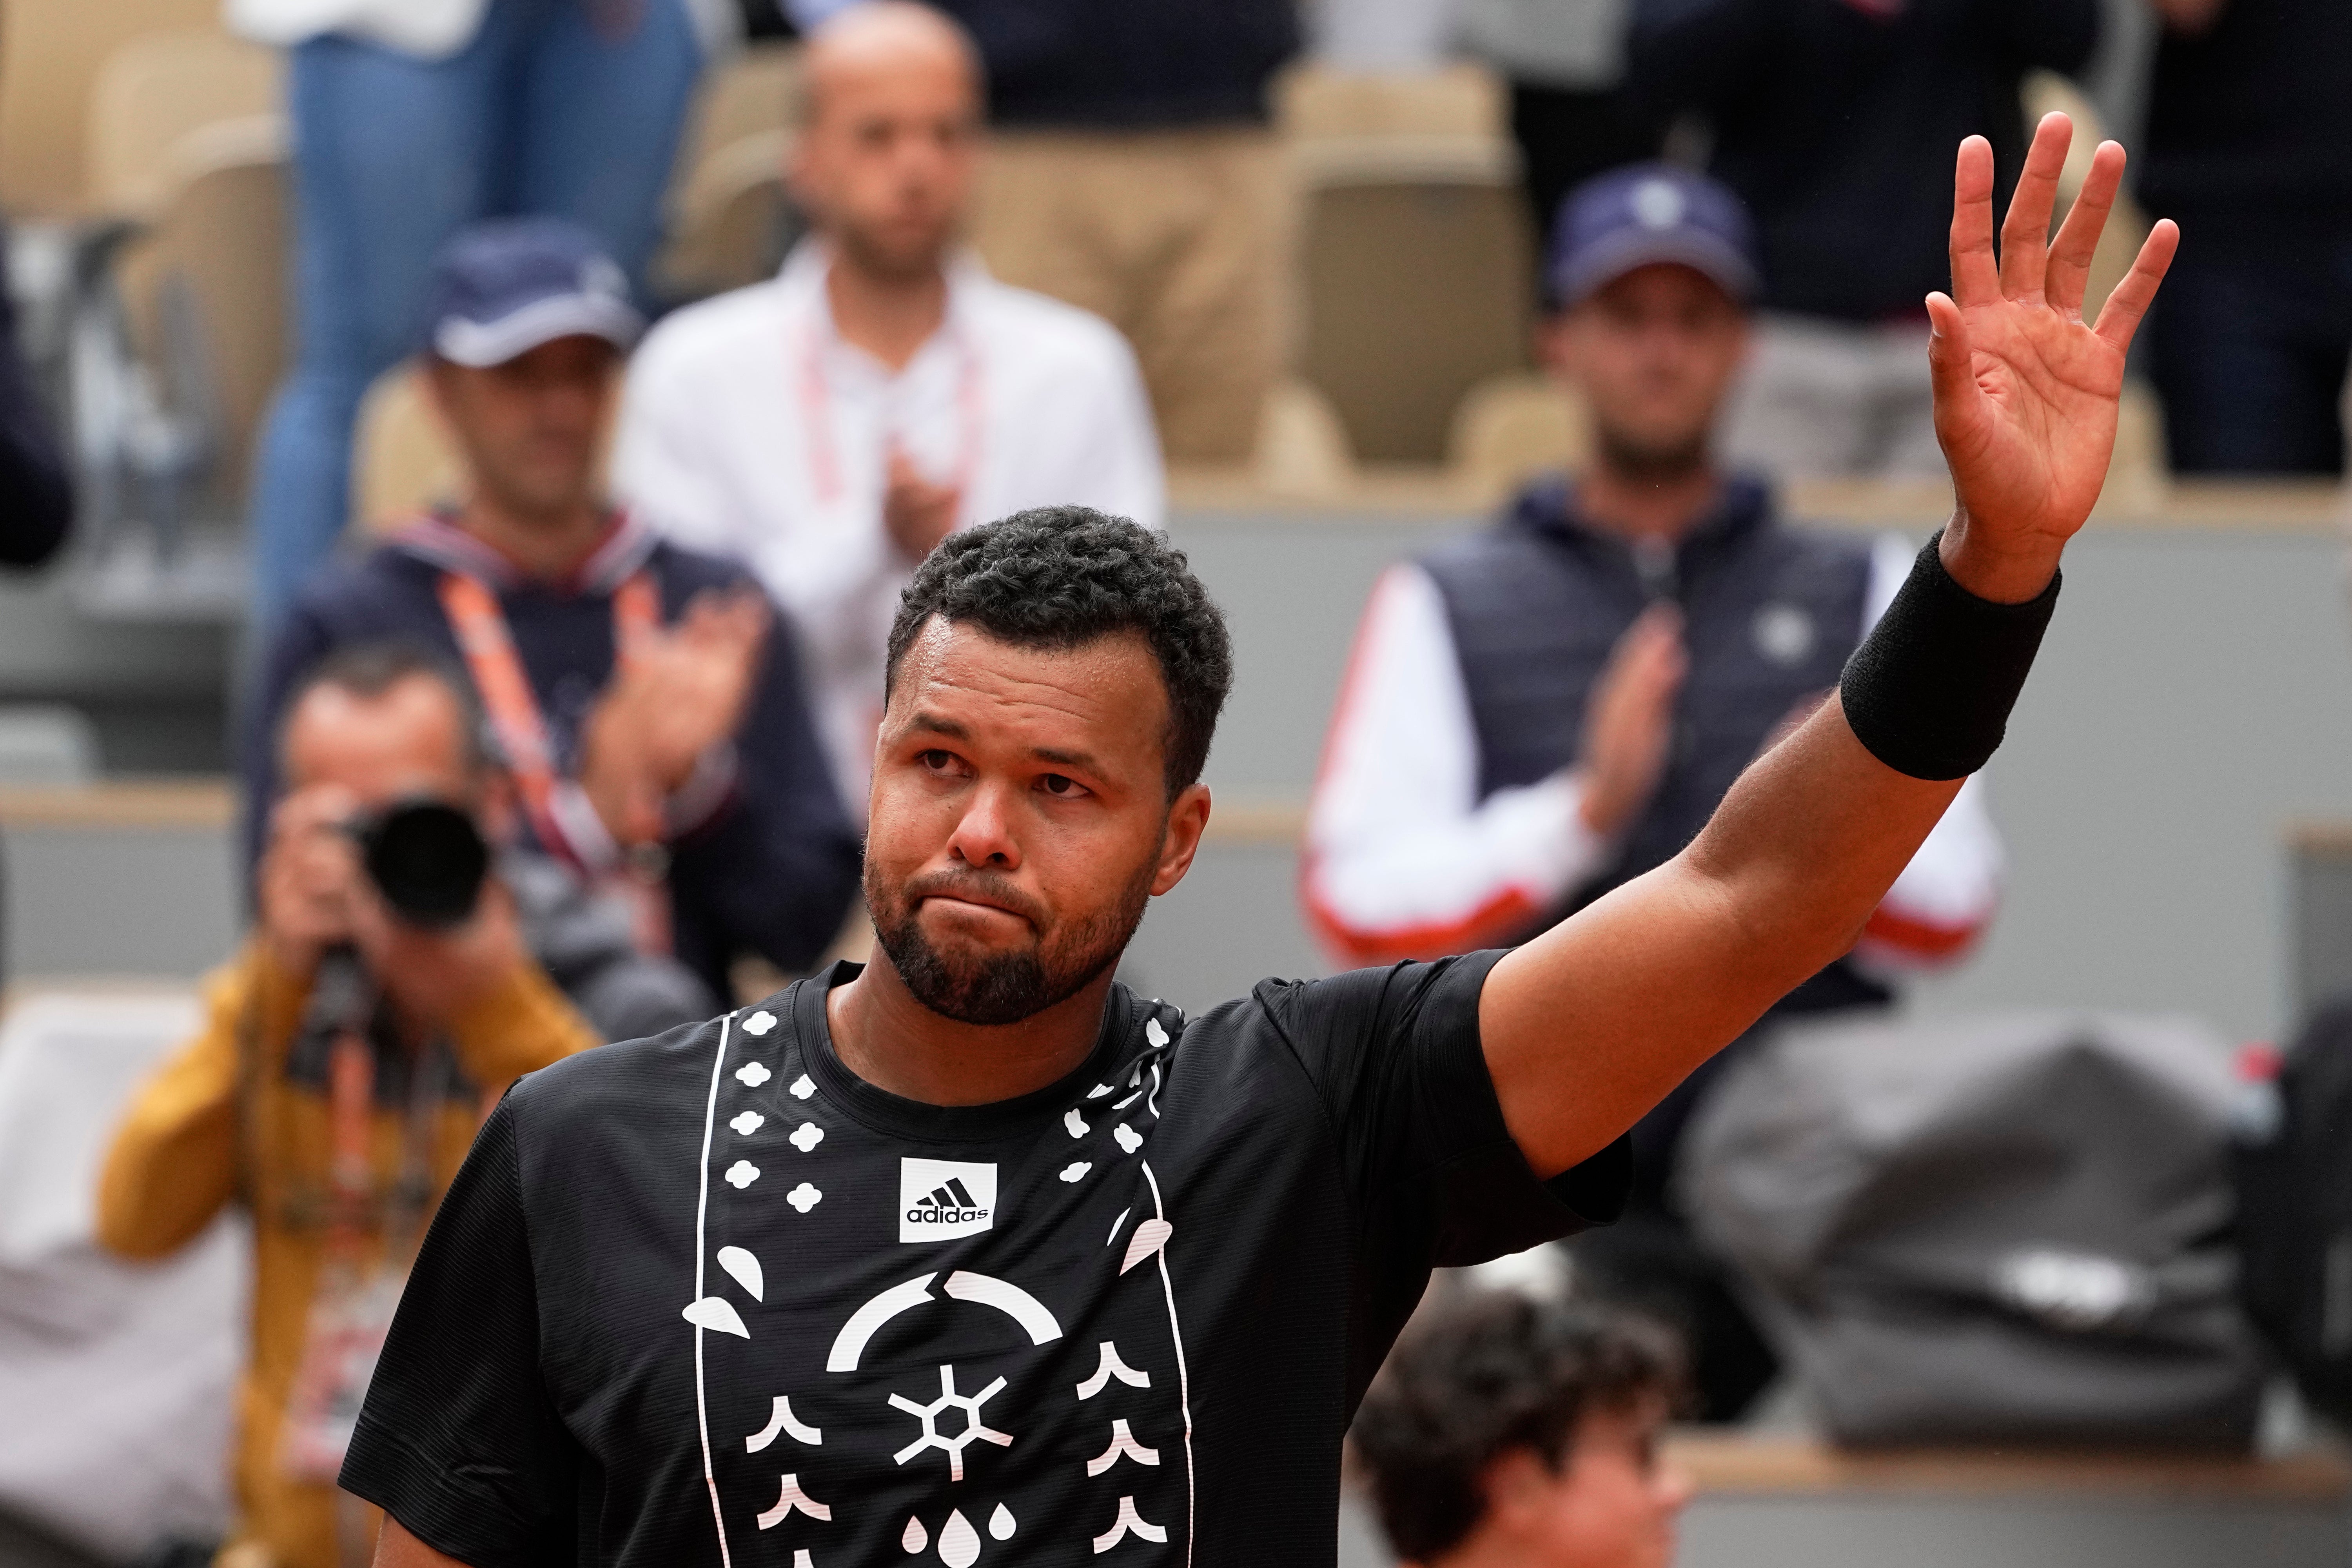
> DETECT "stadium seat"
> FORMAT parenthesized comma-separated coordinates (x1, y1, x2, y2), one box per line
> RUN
(1278, 64, 1534, 465)
(354, 363, 464, 532)
(1447, 369, 1592, 501)
(657, 42, 805, 300)
(82, 31, 288, 521)
(0, 0, 223, 216)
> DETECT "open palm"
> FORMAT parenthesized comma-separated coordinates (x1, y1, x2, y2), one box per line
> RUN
(1929, 115, 2178, 601)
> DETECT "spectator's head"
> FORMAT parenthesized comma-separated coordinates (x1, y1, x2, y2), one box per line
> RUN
(792, 1, 983, 283)
(1353, 1293, 1689, 1568)
(1541, 165, 1758, 484)
(420, 218, 642, 527)
(279, 643, 497, 825)
(866, 507, 1230, 1025)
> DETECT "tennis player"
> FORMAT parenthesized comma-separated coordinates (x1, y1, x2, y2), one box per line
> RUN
(344, 116, 2174, 1568)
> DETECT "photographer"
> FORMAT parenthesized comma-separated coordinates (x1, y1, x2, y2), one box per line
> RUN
(98, 647, 603, 1568)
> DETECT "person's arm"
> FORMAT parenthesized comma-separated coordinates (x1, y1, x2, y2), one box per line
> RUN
(1302, 565, 1675, 965)
(665, 597, 864, 973)
(1850, 534, 2003, 969)
(96, 947, 303, 1258)
(439, 955, 600, 1085)
(372, 1519, 472, 1568)
(343, 1099, 578, 1565)
(1482, 115, 2179, 1178)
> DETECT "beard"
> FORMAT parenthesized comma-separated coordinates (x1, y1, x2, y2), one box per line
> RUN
(1594, 419, 1710, 486)
(867, 858, 1154, 1026)
(834, 213, 954, 288)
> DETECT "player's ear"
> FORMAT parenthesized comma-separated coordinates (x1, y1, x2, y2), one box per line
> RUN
(1149, 782, 1211, 897)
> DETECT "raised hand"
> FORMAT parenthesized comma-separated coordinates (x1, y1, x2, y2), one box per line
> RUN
(1928, 113, 2178, 604)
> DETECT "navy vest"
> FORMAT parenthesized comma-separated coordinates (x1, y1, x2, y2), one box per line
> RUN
(1422, 475, 1886, 1020)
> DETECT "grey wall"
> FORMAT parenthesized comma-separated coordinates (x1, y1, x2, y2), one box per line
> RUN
(1131, 514, 2352, 1045)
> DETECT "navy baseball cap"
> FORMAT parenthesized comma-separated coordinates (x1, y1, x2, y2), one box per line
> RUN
(421, 216, 644, 367)
(1546, 163, 1760, 309)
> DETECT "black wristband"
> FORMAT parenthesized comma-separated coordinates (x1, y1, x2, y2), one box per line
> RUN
(1838, 530, 2059, 780)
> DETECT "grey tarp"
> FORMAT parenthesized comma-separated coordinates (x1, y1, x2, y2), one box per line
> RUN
(1681, 1011, 2267, 1448)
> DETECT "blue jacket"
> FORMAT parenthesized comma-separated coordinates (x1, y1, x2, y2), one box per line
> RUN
(243, 517, 862, 1005)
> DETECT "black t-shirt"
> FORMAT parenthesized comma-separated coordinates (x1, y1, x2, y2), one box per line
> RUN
(340, 955, 1626, 1567)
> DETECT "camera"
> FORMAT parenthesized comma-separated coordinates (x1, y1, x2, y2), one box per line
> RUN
(350, 799, 490, 928)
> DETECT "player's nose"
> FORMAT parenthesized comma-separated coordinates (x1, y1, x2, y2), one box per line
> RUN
(945, 778, 1022, 870)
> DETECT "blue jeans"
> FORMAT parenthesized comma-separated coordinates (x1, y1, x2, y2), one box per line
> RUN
(247, 0, 703, 631)
(2146, 211, 2352, 477)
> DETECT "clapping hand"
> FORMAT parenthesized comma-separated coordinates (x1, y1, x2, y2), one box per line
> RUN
(883, 442, 961, 563)
(1929, 113, 2178, 605)
(581, 586, 770, 845)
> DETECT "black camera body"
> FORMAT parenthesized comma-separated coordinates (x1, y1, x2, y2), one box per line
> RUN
(352, 799, 490, 928)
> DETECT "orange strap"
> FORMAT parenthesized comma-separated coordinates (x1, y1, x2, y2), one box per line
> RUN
(436, 568, 674, 954)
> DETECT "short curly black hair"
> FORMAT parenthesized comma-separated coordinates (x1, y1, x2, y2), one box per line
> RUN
(1351, 1293, 1682, 1561)
(885, 507, 1234, 797)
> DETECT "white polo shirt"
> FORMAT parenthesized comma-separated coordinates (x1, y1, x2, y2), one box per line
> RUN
(613, 241, 1165, 811)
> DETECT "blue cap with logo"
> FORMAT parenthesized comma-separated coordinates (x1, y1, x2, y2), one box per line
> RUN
(1546, 162, 1760, 309)
(420, 216, 644, 367)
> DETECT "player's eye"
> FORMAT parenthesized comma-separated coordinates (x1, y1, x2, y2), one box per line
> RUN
(917, 749, 956, 772)
(1038, 773, 1087, 798)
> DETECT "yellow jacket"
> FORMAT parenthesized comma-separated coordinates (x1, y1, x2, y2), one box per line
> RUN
(97, 940, 599, 1568)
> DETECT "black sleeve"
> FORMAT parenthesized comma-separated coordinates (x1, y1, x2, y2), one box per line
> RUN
(0, 229, 71, 570)
(666, 602, 862, 977)
(1265, 952, 1630, 1272)
(341, 1101, 578, 1568)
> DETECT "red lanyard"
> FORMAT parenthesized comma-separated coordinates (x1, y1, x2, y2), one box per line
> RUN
(799, 316, 986, 509)
(436, 566, 672, 954)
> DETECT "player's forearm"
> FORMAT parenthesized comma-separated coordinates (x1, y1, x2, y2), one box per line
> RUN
(1683, 694, 1966, 992)
(1485, 702, 1962, 1179)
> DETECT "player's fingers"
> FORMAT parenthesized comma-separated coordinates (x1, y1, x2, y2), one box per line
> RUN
(2047, 140, 2125, 318)
(1998, 113, 2071, 301)
(1949, 136, 2002, 307)
(1925, 291, 1980, 416)
(2093, 218, 2181, 354)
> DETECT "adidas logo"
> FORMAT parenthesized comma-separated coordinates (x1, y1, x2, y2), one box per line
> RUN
(912, 1178, 986, 1219)
(900, 1158, 998, 1242)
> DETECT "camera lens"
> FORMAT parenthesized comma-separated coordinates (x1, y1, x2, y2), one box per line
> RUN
(359, 800, 490, 928)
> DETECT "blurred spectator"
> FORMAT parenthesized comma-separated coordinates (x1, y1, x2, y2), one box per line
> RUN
(2139, 0, 2352, 475)
(1630, 0, 2099, 477)
(1304, 165, 2001, 1418)
(615, 2, 1161, 809)
(1457, 0, 1670, 263)
(232, 0, 720, 632)
(1352, 1291, 1690, 1568)
(918, 0, 1297, 463)
(0, 226, 71, 571)
(98, 649, 601, 1568)
(247, 220, 862, 1008)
